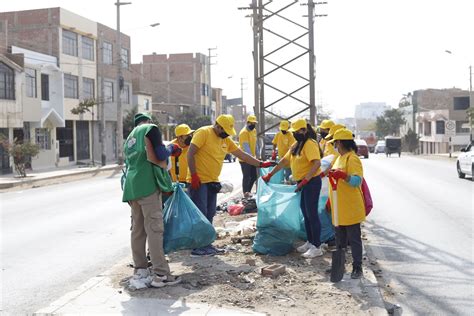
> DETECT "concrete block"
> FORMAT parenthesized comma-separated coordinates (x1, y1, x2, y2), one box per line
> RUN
(261, 264, 286, 277)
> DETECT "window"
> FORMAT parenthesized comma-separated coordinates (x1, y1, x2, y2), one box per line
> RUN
(144, 99, 150, 110)
(103, 42, 113, 64)
(456, 121, 470, 134)
(0, 63, 14, 100)
(424, 121, 431, 136)
(62, 29, 78, 56)
(25, 68, 37, 98)
(64, 74, 78, 99)
(82, 36, 94, 61)
(35, 128, 51, 150)
(104, 80, 114, 102)
(121, 48, 129, 68)
(201, 83, 209, 96)
(83, 77, 95, 100)
(41, 74, 49, 101)
(121, 85, 129, 103)
(435, 121, 445, 134)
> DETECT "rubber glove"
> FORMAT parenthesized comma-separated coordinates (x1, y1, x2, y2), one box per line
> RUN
(295, 178, 309, 192)
(271, 150, 277, 160)
(168, 143, 182, 157)
(329, 169, 347, 181)
(260, 161, 277, 168)
(191, 173, 201, 190)
(261, 173, 273, 183)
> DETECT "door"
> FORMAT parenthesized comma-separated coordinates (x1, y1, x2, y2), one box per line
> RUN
(0, 128, 11, 174)
(57, 120, 74, 161)
(76, 121, 90, 161)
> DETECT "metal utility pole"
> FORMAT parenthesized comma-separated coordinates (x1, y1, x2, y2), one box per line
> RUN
(99, 31, 107, 166)
(207, 47, 217, 117)
(115, 1, 131, 165)
(308, 0, 316, 125)
(470, 65, 473, 143)
(240, 77, 246, 108)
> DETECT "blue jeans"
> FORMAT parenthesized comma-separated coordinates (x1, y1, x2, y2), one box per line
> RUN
(188, 183, 218, 224)
(300, 176, 322, 247)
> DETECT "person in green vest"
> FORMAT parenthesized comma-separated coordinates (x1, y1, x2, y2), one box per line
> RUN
(122, 112, 181, 288)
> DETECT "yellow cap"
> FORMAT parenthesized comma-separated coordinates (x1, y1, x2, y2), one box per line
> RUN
(325, 124, 346, 140)
(328, 128, 354, 143)
(175, 124, 194, 137)
(289, 118, 308, 132)
(318, 119, 335, 130)
(216, 114, 237, 136)
(279, 120, 290, 131)
(247, 115, 258, 123)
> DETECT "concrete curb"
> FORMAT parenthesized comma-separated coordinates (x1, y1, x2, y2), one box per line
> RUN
(0, 165, 123, 191)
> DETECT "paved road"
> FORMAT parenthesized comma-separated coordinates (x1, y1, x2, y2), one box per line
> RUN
(0, 161, 242, 315)
(364, 154, 473, 315)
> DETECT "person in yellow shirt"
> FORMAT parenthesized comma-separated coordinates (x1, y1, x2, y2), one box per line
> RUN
(271, 120, 296, 181)
(187, 114, 275, 257)
(327, 128, 365, 279)
(322, 122, 345, 159)
(170, 124, 194, 183)
(238, 115, 258, 194)
(262, 118, 324, 259)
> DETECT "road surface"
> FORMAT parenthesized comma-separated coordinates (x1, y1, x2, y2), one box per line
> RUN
(364, 153, 473, 315)
(0, 161, 242, 315)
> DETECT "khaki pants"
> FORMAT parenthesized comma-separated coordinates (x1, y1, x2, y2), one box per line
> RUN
(130, 190, 170, 276)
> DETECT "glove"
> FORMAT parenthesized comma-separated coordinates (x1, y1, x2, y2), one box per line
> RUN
(260, 161, 277, 168)
(328, 169, 347, 181)
(295, 178, 309, 192)
(191, 173, 201, 190)
(261, 173, 273, 183)
(168, 144, 182, 157)
(271, 150, 277, 160)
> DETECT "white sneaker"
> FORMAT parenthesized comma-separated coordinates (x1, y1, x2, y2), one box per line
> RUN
(132, 268, 150, 280)
(150, 274, 182, 288)
(302, 245, 324, 258)
(297, 241, 312, 253)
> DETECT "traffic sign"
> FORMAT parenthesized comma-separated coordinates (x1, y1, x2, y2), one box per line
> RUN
(445, 120, 456, 136)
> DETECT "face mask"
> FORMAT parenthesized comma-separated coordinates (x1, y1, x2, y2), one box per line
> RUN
(184, 136, 192, 146)
(320, 132, 328, 139)
(282, 130, 287, 135)
(248, 124, 256, 131)
(219, 131, 229, 139)
(293, 132, 306, 142)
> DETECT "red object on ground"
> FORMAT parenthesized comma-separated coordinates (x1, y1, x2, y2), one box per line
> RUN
(228, 204, 245, 216)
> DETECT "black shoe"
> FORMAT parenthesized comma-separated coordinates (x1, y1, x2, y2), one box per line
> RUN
(351, 267, 363, 279)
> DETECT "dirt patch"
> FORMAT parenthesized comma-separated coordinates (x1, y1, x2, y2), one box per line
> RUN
(111, 212, 380, 315)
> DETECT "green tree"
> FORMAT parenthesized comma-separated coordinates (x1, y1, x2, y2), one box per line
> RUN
(403, 128, 420, 153)
(375, 109, 406, 137)
(0, 135, 40, 177)
(71, 99, 96, 115)
(175, 109, 212, 130)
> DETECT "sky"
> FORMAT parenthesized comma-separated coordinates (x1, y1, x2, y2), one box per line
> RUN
(3, 0, 474, 120)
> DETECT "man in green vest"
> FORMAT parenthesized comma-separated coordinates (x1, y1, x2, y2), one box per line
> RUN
(122, 112, 181, 288)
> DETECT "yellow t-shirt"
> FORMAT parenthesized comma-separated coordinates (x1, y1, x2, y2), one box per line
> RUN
(187, 125, 238, 183)
(283, 139, 321, 181)
(272, 131, 296, 158)
(329, 151, 366, 226)
(170, 138, 189, 182)
(238, 127, 257, 161)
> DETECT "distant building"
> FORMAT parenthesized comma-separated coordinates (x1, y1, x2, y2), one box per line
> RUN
(354, 102, 391, 136)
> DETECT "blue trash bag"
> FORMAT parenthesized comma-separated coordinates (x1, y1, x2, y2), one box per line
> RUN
(252, 178, 306, 256)
(162, 184, 216, 254)
(259, 166, 284, 184)
(297, 194, 334, 243)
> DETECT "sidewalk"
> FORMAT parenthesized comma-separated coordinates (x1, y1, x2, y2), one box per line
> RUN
(0, 164, 123, 191)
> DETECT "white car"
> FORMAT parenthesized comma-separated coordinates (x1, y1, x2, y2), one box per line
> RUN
(374, 140, 385, 154)
(456, 143, 473, 180)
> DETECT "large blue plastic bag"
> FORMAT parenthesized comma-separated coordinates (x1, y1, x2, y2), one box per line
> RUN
(253, 178, 306, 256)
(162, 184, 216, 253)
(260, 166, 284, 184)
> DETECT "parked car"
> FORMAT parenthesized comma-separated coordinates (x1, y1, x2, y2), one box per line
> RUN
(264, 132, 276, 159)
(355, 139, 369, 159)
(374, 140, 385, 154)
(384, 136, 402, 157)
(456, 143, 473, 180)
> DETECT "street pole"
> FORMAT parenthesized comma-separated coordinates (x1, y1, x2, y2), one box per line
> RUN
(207, 47, 217, 118)
(308, 0, 316, 125)
(469, 65, 472, 143)
(99, 32, 106, 166)
(115, 1, 131, 165)
(240, 77, 244, 108)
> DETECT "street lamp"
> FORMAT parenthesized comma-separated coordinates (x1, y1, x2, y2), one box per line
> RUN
(115, 1, 131, 166)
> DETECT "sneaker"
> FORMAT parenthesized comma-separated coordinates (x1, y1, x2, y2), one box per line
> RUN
(132, 268, 150, 280)
(326, 239, 337, 250)
(302, 245, 324, 258)
(351, 267, 363, 279)
(297, 241, 312, 253)
(191, 247, 215, 257)
(150, 274, 182, 288)
(208, 245, 226, 254)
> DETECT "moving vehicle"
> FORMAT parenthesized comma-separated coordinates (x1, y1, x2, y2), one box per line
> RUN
(384, 136, 402, 157)
(457, 143, 473, 180)
(355, 139, 369, 159)
(374, 140, 385, 154)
